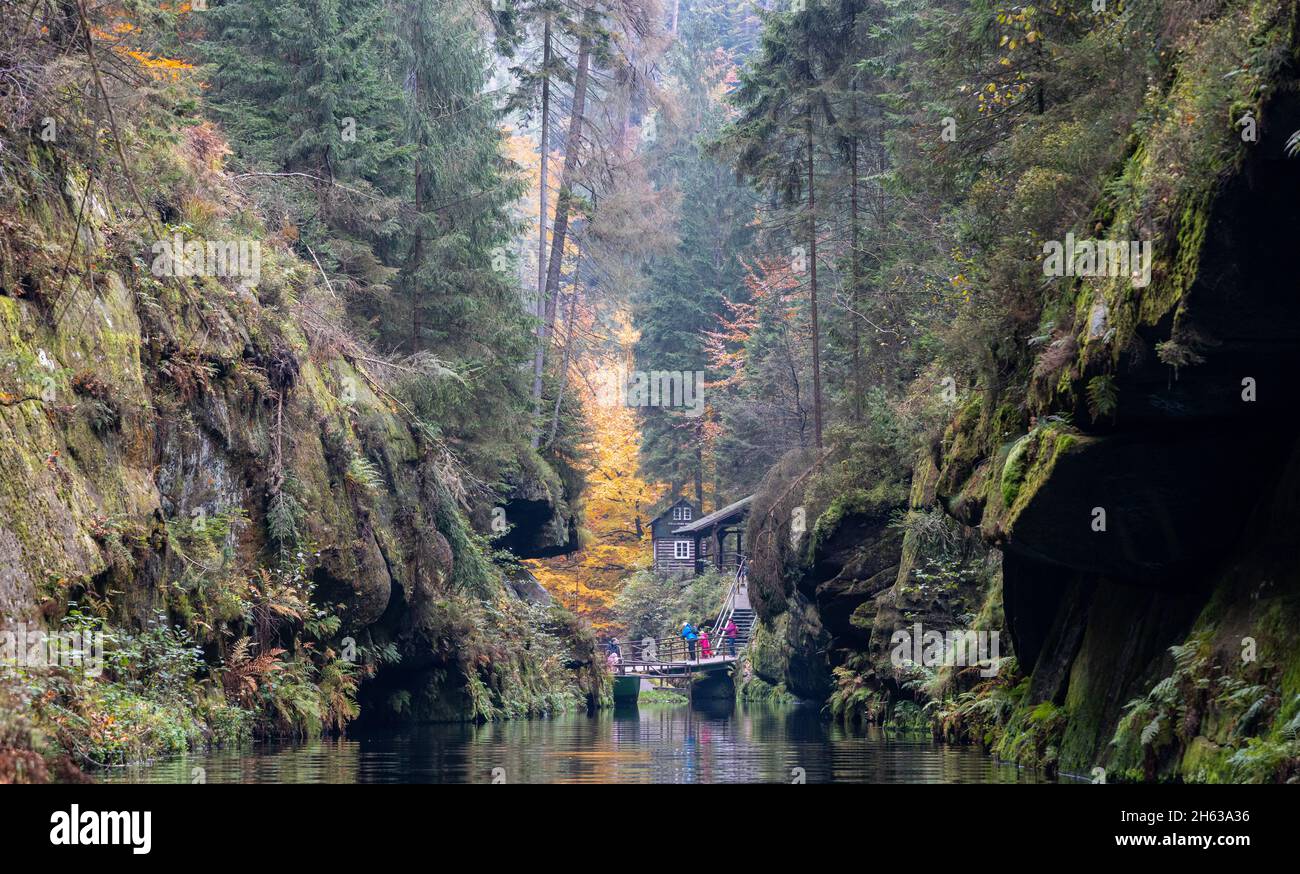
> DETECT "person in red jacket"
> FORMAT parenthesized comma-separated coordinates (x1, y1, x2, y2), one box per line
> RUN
(724, 618, 739, 657)
(699, 626, 713, 659)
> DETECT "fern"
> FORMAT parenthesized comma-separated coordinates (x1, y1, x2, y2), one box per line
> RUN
(1086, 374, 1118, 421)
(266, 489, 301, 546)
(1139, 714, 1164, 747)
(1148, 675, 1180, 706)
(345, 455, 384, 493)
(1280, 698, 1300, 741)
(1228, 737, 1293, 783)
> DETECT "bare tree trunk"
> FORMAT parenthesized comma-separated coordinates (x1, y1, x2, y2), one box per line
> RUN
(529, 14, 553, 448)
(532, 18, 593, 444)
(694, 447, 704, 511)
(849, 130, 862, 423)
(410, 167, 423, 352)
(547, 240, 582, 447)
(807, 113, 823, 449)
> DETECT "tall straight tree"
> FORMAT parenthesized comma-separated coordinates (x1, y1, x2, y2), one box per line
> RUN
(499, 1, 576, 446)
(206, 0, 534, 471)
(715, 3, 845, 448)
(531, 5, 594, 445)
(636, 9, 755, 503)
(500, 0, 601, 447)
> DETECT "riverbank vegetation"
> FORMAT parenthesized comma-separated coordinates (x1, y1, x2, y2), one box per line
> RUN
(712, 0, 1300, 783)
(0, 0, 615, 780)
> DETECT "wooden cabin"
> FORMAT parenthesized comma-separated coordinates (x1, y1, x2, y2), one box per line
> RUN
(649, 498, 702, 578)
(649, 495, 753, 579)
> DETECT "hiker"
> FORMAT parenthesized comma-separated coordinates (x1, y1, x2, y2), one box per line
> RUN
(699, 626, 713, 659)
(724, 618, 739, 656)
(608, 637, 622, 660)
(681, 621, 698, 661)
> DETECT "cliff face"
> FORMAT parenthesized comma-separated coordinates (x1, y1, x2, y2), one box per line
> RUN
(744, 448, 999, 722)
(929, 2, 1300, 780)
(0, 117, 601, 761)
(743, 0, 1300, 781)
(741, 450, 911, 704)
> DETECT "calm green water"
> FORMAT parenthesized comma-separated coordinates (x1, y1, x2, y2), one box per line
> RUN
(102, 701, 1049, 784)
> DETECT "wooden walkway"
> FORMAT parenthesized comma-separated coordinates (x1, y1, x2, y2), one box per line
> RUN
(604, 561, 754, 682)
(613, 653, 739, 678)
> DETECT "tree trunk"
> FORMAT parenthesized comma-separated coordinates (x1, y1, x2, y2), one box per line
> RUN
(694, 448, 704, 511)
(546, 240, 582, 447)
(807, 113, 823, 448)
(410, 168, 423, 352)
(408, 11, 426, 353)
(849, 130, 862, 423)
(529, 14, 553, 448)
(532, 19, 593, 444)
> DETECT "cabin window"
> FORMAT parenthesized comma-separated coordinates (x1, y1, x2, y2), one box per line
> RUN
(674, 540, 692, 560)
(672, 505, 692, 521)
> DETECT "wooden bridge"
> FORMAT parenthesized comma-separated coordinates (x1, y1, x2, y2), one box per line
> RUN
(604, 561, 755, 699)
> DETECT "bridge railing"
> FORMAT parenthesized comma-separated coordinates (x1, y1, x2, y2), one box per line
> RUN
(599, 559, 749, 675)
(600, 632, 735, 668)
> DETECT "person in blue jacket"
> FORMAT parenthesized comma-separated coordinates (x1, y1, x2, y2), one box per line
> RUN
(681, 621, 698, 661)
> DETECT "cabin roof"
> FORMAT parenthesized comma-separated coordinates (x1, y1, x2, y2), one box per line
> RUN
(670, 495, 754, 534)
(648, 496, 697, 524)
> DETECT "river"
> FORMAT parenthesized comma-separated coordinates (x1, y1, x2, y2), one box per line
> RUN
(101, 700, 1053, 784)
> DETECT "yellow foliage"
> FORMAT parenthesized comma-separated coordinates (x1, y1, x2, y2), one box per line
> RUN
(527, 311, 664, 636)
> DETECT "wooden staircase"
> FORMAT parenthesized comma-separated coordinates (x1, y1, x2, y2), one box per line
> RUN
(726, 606, 756, 650)
(710, 559, 756, 654)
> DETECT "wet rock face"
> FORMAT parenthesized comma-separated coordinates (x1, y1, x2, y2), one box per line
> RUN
(932, 78, 1300, 634)
(505, 567, 554, 606)
(745, 505, 909, 699)
(803, 509, 902, 648)
(747, 595, 833, 701)
(991, 91, 1300, 585)
(0, 529, 34, 623)
(864, 529, 993, 682)
(995, 426, 1284, 583)
(929, 79, 1300, 775)
(490, 468, 577, 559)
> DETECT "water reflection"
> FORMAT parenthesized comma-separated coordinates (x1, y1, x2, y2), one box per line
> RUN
(103, 700, 1051, 784)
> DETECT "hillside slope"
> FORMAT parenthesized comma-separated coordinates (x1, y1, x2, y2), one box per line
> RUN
(0, 20, 602, 779)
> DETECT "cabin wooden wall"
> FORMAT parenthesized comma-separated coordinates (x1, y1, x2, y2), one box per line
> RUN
(652, 535, 711, 576)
